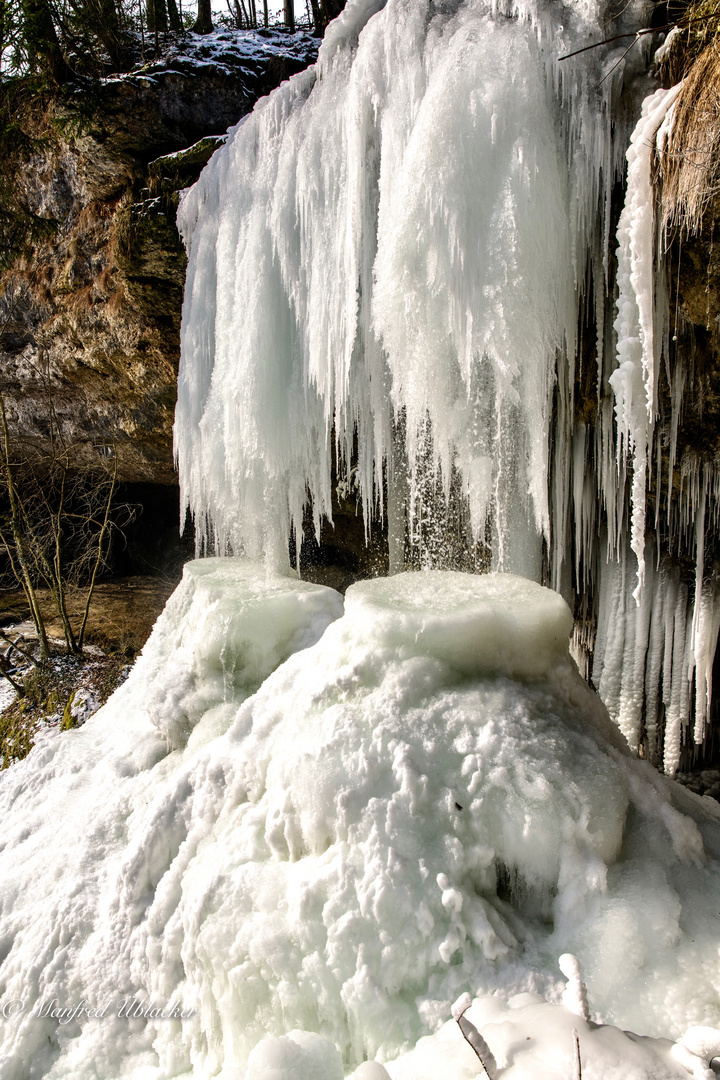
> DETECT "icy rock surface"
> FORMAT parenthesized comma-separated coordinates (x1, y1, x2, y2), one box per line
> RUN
(1, 568, 720, 1078)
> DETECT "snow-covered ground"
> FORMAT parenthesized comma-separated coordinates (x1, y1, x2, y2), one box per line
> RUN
(102, 26, 318, 86)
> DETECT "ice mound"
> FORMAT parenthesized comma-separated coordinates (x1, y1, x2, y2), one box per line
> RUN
(1, 568, 720, 1079)
(135, 557, 344, 747)
(341, 572, 573, 678)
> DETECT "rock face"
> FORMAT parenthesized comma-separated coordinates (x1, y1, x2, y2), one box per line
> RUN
(0, 29, 319, 486)
(664, 210, 720, 478)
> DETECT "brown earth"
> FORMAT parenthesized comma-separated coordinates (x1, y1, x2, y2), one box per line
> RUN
(0, 575, 178, 656)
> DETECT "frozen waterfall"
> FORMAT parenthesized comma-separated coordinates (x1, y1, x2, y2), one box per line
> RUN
(3, 0, 720, 1077)
(174, 0, 720, 768)
(175, 0, 617, 581)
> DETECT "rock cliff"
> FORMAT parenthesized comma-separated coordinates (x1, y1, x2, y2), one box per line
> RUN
(0, 28, 318, 486)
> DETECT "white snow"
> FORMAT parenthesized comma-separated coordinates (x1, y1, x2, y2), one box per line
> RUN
(380, 993, 702, 1080)
(558, 954, 590, 1022)
(2, 566, 720, 1078)
(102, 27, 318, 86)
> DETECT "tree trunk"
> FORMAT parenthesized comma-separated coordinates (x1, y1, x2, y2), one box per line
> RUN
(167, 0, 182, 32)
(283, 0, 294, 31)
(147, 0, 168, 34)
(317, 0, 344, 33)
(86, 0, 129, 70)
(21, 0, 70, 84)
(192, 0, 213, 33)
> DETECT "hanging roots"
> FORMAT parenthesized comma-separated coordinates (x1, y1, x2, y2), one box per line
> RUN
(660, 33, 720, 234)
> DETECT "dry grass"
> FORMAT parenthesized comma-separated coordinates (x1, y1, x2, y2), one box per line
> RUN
(0, 575, 177, 657)
(661, 38, 720, 233)
(659, 2, 720, 234)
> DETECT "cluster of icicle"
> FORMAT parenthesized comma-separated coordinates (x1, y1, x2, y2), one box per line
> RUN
(176, 0, 626, 570)
(595, 82, 720, 772)
(175, 0, 719, 771)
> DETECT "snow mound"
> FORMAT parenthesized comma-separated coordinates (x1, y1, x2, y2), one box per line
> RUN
(380, 993, 697, 1080)
(0, 567, 719, 1079)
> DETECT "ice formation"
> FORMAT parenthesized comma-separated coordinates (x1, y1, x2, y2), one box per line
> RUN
(602, 80, 720, 772)
(611, 84, 683, 600)
(174, 0, 720, 764)
(175, 0, 621, 581)
(2, 565, 720, 1079)
(4, 0, 720, 1076)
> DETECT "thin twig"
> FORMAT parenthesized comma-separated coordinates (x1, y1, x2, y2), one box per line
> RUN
(452, 996, 496, 1079)
(0, 655, 23, 694)
(77, 457, 117, 651)
(558, 16, 718, 61)
(0, 630, 38, 667)
(599, 34, 647, 85)
(559, 23, 671, 60)
(572, 1028, 583, 1080)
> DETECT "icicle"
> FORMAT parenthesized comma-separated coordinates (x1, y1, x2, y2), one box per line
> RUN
(610, 83, 683, 601)
(689, 462, 720, 750)
(593, 541, 653, 752)
(572, 423, 587, 592)
(691, 582, 720, 746)
(690, 462, 709, 653)
(664, 582, 689, 776)
(644, 562, 668, 764)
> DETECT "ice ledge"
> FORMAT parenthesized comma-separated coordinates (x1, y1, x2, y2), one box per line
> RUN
(344, 571, 574, 680)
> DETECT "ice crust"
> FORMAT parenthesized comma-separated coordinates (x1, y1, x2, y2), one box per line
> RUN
(1, 566, 720, 1078)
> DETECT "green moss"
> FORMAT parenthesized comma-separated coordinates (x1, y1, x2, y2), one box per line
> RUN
(0, 655, 130, 768)
(0, 703, 37, 768)
(60, 693, 76, 730)
(147, 135, 227, 196)
(115, 197, 186, 280)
